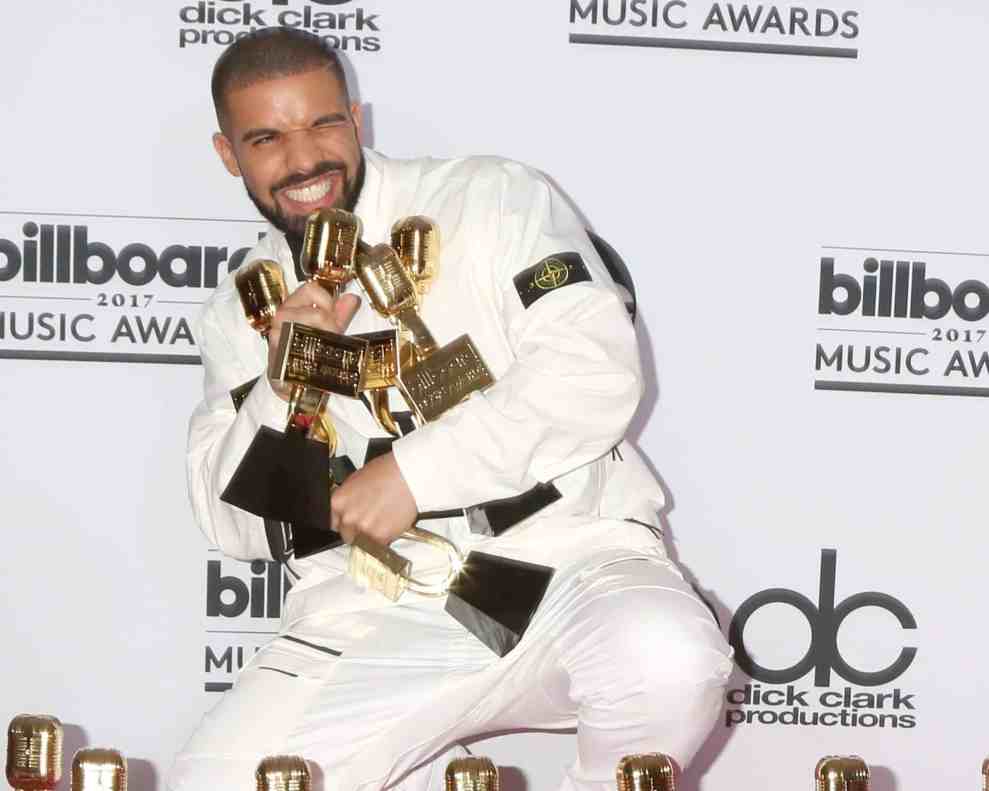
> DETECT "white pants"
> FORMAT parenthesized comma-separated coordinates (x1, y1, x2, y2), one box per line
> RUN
(169, 541, 732, 791)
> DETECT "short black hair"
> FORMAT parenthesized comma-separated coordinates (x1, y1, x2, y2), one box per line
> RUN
(211, 28, 349, 127)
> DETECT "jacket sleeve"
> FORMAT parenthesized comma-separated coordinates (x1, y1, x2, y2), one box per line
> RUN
(391, 164, 643, 512)
(186, 290, 289, 561)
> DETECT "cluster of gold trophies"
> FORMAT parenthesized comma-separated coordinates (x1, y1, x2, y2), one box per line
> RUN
(9, 712, 958, 791)
(236, 208, 494, 445)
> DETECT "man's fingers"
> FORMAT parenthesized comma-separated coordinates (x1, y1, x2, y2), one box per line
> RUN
(333, 293, 362, 332)
(274, 306, 332, 332)
(281, 281, 336, 312)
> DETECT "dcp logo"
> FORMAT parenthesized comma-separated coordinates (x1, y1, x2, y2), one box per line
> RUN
(728, 550, 917, 687)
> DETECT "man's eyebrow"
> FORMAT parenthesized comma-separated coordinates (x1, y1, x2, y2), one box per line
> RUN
(312, 113, 348, 125)
(240, 114, 348, 143)
(241, 127, 279, 144)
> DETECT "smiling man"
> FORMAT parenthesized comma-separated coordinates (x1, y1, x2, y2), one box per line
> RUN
(172, 27, 731, 791)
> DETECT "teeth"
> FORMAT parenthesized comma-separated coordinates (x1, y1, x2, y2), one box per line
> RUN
(284, 176, 333, 203)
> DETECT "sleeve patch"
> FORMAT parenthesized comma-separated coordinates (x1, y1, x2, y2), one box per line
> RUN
(513, 252, 592, 308)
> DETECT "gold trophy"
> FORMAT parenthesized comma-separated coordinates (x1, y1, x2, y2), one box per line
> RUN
(222, 209, 368, 558)
(348, 526, 464, 602)
(6, 714, 62, 791)
(983, 758, 989, 791)
(444, 756, 499, 791)
(256, 755, 311, 791)
(616, 754, 677, 791)
(354, 216, 439, 436)
(392, 215, 439, 296)
(70, 749, 127, 791)
(300, 208, 362, 293)
(355, 241, 494, 424)
(815, 756, 870, 791)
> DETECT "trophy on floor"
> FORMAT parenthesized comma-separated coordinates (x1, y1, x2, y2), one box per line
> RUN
(221, 209, 368, 558)
(445, 756, 499, 791)
(815, 756, 870, 791)
(616, 754, 678, 791)
(256, 755, 311, 791)
(71, 749, 127, 791)
(6, 714, 62, 791)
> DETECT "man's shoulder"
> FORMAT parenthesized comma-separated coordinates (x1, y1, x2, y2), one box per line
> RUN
(373, 150, 550, 195)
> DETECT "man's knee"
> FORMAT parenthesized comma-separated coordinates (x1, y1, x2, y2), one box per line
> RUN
(576, 582, 733, 697)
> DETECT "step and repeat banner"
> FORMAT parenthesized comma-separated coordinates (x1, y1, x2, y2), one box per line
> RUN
(3, 1, 987, 789)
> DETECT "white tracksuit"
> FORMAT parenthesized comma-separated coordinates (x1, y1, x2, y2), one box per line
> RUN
(171, 149, 732, 791)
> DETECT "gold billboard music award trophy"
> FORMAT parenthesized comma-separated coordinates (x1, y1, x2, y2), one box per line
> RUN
(222, 210, 369, 558)
(256, 755, 311, 791)
(815, 756, 870, 791)
(355, 241, 494, 424)
(71, 749, 126, 791)
(444, 756, 499, 791)
(982, 758, 989, 791)
(346, 220, 552, 656)
(616, 754, 677, 791)
(6, 714, 62, 791)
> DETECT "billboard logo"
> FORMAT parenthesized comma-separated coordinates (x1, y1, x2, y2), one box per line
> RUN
(0, 211, 264, 365)
(819, 258, 989, 322)
(813, 246, 989, 397)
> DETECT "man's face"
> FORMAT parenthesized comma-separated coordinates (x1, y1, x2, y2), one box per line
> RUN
(212, 67, 364, 237)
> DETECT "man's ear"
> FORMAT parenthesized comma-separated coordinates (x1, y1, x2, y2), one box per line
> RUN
(350, 102, 365, 145)
(212, 132, 242, 177)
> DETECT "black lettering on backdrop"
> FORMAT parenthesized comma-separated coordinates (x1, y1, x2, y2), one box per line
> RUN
(728, 550, 917, 687)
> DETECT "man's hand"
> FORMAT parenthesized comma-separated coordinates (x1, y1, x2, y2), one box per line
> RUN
(267, 282, 361, 400)
(331, 453, 418, 545)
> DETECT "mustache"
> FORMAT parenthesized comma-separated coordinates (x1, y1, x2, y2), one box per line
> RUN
(271, 161, 346, 194)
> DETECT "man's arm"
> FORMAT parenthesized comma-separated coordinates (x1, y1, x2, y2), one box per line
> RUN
(391, 162, 642, 512)
(187, 292, 289, 561)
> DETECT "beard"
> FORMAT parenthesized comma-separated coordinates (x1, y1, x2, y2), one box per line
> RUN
(244, 153, 367, 249)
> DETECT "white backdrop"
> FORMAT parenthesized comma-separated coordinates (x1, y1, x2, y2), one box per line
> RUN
(3, 1, 988, 789)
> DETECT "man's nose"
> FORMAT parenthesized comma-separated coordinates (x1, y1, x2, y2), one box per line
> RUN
(281, 129, 321, 175)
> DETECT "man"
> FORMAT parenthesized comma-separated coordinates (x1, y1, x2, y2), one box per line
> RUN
(171, 27, 731, 791)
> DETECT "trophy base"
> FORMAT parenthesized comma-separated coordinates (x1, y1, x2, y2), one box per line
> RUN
(221, 426, 330, 526)
(445, 552, 553, 656)
(230, 376, 259, 411)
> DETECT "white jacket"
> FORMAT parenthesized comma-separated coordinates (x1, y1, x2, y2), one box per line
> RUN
(187, 150, 667, 598)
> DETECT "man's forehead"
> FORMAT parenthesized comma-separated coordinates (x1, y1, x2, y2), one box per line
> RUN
(222, 68, 348, 126)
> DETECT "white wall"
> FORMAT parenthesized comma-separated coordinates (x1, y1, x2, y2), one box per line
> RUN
(2, 1, 987, 788)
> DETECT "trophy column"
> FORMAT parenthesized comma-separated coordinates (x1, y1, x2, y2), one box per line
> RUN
(256, 755, 311, 791)
(6, 714, 62, 791)
(71, 749, 127, 791)
(615, 754, 678, 791)
(815, 756, 870, 791)
(445, 757, 499, 791)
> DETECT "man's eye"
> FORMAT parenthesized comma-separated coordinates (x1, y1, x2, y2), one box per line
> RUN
(253, 135, 275, 146)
